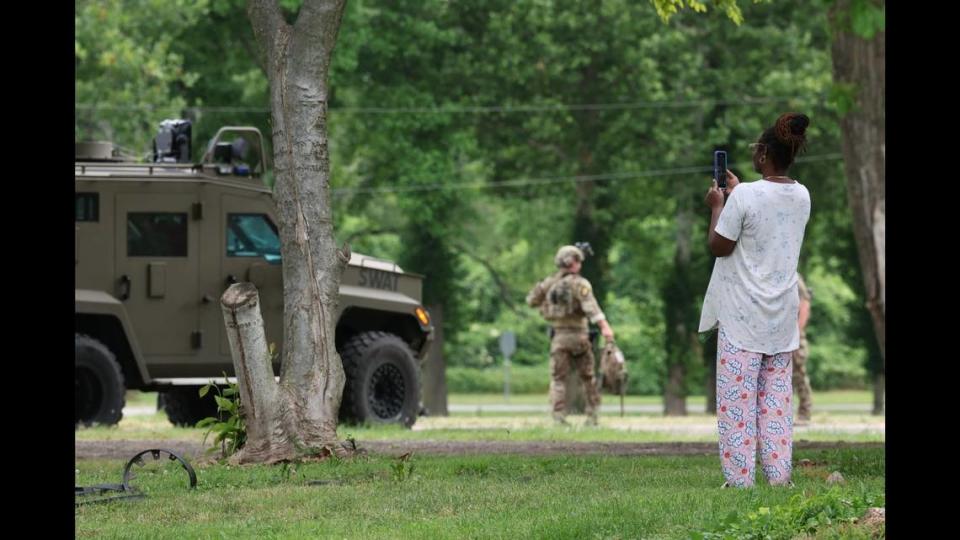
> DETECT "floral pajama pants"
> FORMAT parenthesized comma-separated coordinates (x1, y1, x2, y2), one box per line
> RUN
(716, 326, 794, 487)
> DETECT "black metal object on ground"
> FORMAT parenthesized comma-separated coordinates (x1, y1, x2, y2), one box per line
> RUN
(75, 448, 196, 507)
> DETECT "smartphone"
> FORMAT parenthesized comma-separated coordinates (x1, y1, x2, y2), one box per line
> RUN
(713, 150, 728, 189)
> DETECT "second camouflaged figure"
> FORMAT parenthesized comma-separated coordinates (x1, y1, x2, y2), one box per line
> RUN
(793, 274, 813, 423)
(527, 245, 614, 426)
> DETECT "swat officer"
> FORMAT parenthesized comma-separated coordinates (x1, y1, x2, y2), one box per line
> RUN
(794, 273, 813, 424)
(526, 245, 614, 426)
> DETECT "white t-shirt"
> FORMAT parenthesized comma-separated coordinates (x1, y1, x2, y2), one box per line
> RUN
(698, 179, 811, 354)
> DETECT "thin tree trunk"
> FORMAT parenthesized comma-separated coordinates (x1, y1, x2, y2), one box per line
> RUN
(830, 0, 885, 365)
(872, 372, 885, 415)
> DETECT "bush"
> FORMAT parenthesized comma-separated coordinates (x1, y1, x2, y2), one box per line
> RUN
(807, 341, 868, 390)
(446, 363, 672, 397)
(446, 365, 549, 394)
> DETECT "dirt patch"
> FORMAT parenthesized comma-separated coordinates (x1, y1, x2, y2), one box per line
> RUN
(76, 439, 883, 461)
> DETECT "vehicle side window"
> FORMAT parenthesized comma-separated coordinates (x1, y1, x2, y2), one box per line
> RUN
(76, 193, 99, 222)
(127, 212, 188, 257)
(226, 214, 281, 262)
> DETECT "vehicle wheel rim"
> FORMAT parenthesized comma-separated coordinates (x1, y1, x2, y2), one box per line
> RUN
(368, 362, 405, 420)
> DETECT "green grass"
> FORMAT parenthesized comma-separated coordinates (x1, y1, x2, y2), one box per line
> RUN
(124, 390, 157, 408)
(343, 423, 884, 444)
(76, 412, 205, 441)
(75, 447, 884, 539)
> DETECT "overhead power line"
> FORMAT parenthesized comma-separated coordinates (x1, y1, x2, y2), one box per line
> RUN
(331, 153, 843, 196)
(76, 95, 825, 115)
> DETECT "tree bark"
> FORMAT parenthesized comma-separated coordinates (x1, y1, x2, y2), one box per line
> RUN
(221, 284, 289, 463)
(830, 0, 885, 365)
(663, 192, 696, 416)
(664, 363, 687, 416)
(242, 0, 350, 462)
(421, 304, 448, 416)
(872, 372, 885, 415)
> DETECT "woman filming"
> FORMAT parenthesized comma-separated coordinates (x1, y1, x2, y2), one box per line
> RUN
(699, 112, 812, 488)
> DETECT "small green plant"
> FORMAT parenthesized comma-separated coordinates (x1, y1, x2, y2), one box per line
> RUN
(277, 461, 297, 482)
(391, 453, 415, 482)
(343, 433, 358, 451)
(196, 372, 247, 459)
(196, 344, 280, 459)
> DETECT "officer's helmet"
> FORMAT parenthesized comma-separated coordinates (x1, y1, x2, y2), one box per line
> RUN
(554, 245, 584, 269)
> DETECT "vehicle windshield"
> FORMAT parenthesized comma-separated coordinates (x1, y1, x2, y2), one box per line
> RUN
(226, 214, 281, 264)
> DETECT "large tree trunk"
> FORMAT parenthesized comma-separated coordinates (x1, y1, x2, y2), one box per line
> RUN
(830, 0, 885, 365)
(663, 203, 696, 416)
(240, 0, 349, 463)
(664, 364, 686, 415)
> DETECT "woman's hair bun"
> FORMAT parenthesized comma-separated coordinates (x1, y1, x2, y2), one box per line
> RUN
(774, 112, 809, 144)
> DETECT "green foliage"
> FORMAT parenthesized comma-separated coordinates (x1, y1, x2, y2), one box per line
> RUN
(849, 0, 885, 39)
(650, 0, 766, 25)
(169, 0, 272, 152)
(804, 268, 870, 390)
(196, 372, 246, 460)
(692, 487, 884, 539)
(829, 0, 885, 39)
(829, 82, 860, 116)
(328, 1, 486, 343)
(75, 0, 211, 151)
(605, 293, 669, 395)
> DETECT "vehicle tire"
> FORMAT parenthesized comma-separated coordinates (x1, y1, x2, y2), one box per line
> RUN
(75, 334, 125, 427)
(158, 386, 221, 427)
(340, 331, 420, 428)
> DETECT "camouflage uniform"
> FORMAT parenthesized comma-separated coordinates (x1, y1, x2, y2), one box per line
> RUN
(527, 254, 606, 424)
(793, 274, 813, 421)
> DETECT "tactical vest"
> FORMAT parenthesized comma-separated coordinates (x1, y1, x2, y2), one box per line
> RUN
(541, 274, 578, 320)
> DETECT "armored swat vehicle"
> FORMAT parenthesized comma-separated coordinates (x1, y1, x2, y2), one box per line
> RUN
(75, 121, 433, 428)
